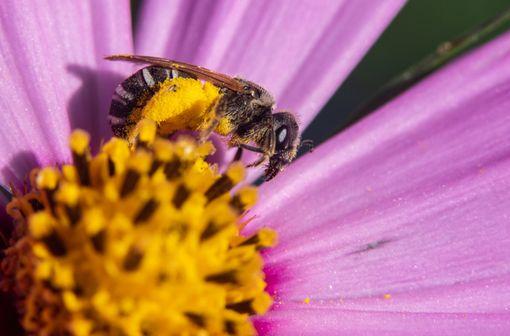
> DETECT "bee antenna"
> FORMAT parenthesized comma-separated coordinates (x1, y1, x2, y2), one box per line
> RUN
(299, 139, 314, 153)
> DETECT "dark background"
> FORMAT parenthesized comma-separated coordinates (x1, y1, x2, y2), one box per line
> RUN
(304, 0, 510, 146)
(132, 0, 510, 147)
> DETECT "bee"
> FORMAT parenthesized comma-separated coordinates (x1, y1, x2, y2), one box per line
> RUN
(106, 55, 310, 180)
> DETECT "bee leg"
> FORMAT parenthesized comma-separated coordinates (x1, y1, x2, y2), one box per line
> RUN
(240, 144, 266, 154)
(233, 147, 243, 162)
(199, 97, 222, 142)
(127, 118, 152, 147)
(232, 145, 266, 165)
(237, 144, 268, 167)
(246, 155, 267, 168)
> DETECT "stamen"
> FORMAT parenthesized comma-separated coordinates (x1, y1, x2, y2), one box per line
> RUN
(225, 320, 237, 335)
(122, 246, 144, 271)
(185, 312, 206, 328)
(120, 169, 141, 197)
(163, 158, 182, 180)
(148, 159, 162, 176)
(90, 230, 106, 253)
(172, 184, 190, 208)
(65, 205, 82, 226)
(206, 163, 245, 202)
(238, 228, 277, 250)
(133, 198, 159, 224)
(41, 230, 67, 257)
(230, 186, 258, 214)
(227, 300, 257, 315)
(107, 158, 116, 176)
(36, 168, 59, 214)
(70, 130, 91, 186)
(200, 221, 220, 241)
(1, 122, 275, 335)
(205, 270, 238, 284)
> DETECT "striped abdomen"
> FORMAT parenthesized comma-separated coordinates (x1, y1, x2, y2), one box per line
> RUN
(109, 66, 192, 138)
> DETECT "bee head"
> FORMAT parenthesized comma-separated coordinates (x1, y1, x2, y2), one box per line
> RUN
(264, 112, 300, 181)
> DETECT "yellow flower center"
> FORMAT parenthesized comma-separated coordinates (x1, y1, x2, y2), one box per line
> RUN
(1, 120, 275, 335)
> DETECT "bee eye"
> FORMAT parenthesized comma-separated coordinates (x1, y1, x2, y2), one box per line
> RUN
(276, 126, 287, 144)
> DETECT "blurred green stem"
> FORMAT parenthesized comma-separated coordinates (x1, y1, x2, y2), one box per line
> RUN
(349, 6, 510, 123)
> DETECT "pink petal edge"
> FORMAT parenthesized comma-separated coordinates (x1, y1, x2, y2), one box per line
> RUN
(248, 29, 510, 334)
(0, 0, 133, 185)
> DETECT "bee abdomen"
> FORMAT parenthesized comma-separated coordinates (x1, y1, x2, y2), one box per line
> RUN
(109, 66, 192, 138)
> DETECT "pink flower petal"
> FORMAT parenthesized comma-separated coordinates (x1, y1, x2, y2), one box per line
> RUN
(255, 308, 510, 335)
(248, 30, 510, 333)
(136, 1, 404, 177)
(0, 1, 133, 184)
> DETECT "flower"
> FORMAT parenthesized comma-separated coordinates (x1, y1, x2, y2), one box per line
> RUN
(3, 122, 274, 335)
(1, 1, 509, 335)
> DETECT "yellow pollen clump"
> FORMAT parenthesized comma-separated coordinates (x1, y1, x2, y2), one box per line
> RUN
(1, 121, 275, 336)
(141, 77, 220, 134)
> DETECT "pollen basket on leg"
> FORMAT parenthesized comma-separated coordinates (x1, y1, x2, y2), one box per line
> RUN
(140, 77, 220, 136)
(1, 123, 275, 335)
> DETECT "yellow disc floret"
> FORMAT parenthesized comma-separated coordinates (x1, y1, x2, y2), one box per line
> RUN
(1, 121, 275, 336)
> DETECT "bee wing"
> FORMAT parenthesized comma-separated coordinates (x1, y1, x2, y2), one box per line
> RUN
(106, 54, 245, 92)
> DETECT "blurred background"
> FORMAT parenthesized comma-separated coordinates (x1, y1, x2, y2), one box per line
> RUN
(304, 0, 510, 146)
(132, 0, 510, 149)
